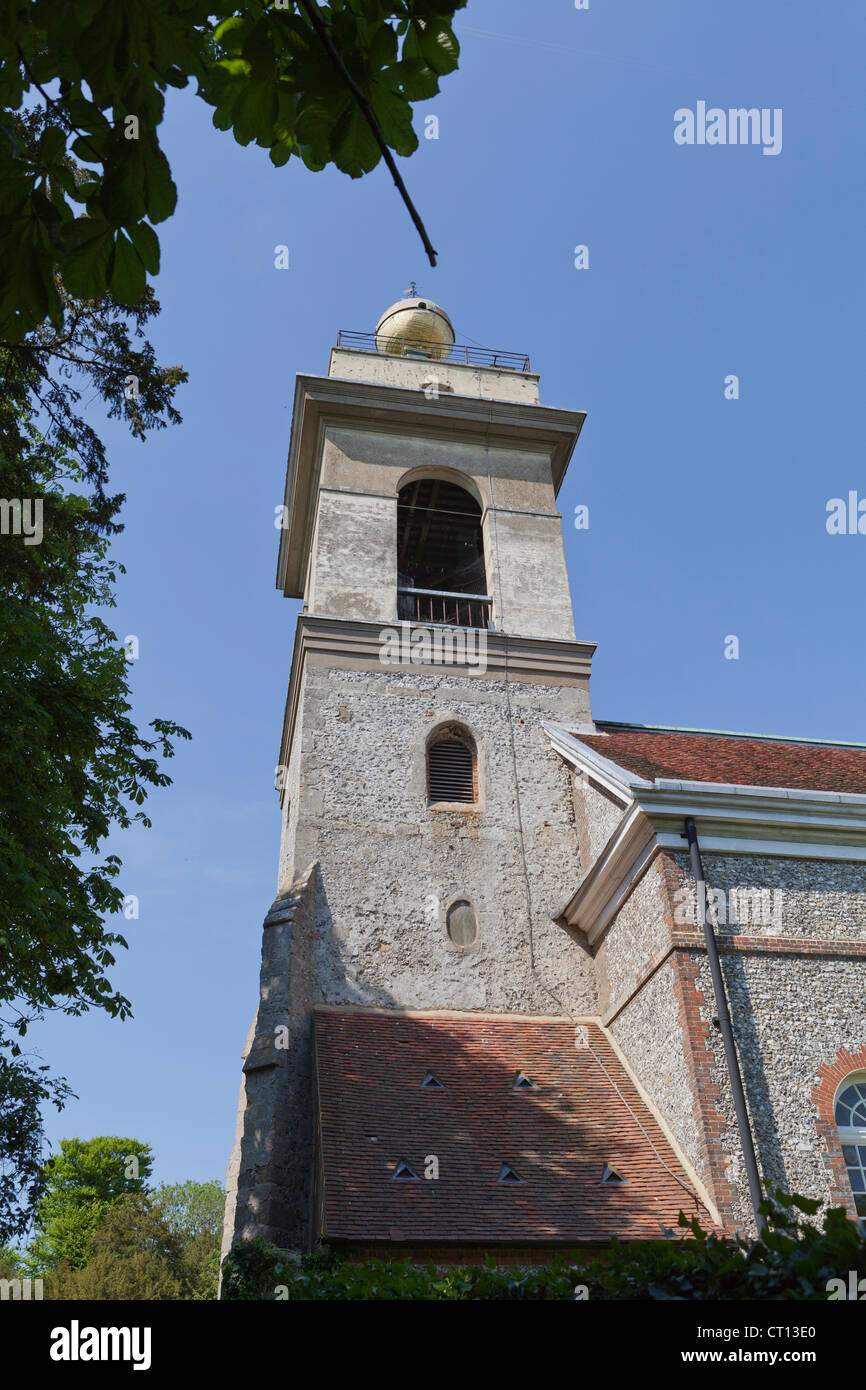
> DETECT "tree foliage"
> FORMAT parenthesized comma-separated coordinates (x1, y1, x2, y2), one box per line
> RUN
(31, 1175, 226, 1299)
(0, 1052, 71, 1244)
(0, 413, 187, 1025)
(23, 1136, 153, 1273)
(47, 1196, 188, 1300)
(0, 383, 188, 1239)
(0, 247, 187, 1239)
(0, 0, 467, 339)
(153, 1179, 226, 1298)
(8, 1141, 225, 1299)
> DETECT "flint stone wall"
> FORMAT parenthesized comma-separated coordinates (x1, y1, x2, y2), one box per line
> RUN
(279, 662, 596, 1016)
(601, 848, 866, 1234)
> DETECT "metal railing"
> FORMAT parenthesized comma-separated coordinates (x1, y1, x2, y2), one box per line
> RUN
(397, 587, 492, 630)
(336, 330, 531, 373)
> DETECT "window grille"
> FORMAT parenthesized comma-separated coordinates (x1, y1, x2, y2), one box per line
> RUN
(428, 734, 476, 804)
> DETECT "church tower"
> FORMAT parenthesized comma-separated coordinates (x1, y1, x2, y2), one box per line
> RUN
(222, 298, 725, 1262)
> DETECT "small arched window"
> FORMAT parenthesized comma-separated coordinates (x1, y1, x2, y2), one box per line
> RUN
(836, 1074, 866, 1216)
(427, 727, 477, 805)
(446, 900, 478, 946)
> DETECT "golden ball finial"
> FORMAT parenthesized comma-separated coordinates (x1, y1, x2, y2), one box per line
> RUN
(375, 292, 455, 361)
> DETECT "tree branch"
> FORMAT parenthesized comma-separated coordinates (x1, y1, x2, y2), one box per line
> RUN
(16, 47, 103, 168)
(295, 0, 438, 267)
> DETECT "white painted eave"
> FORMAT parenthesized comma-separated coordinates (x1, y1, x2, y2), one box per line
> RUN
(546, 724, 866, 942)
(637, 781, 866, 858)
(556, 803, 655, 944)
(542, 721, 650, 803)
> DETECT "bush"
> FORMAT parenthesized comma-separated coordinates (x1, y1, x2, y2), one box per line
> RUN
(220, 1192, 866, 1301)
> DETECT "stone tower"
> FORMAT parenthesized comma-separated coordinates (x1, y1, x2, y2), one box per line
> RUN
(222, 296, 610, 1254)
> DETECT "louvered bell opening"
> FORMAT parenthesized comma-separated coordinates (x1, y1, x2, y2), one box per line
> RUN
(428, 738, 475, 804)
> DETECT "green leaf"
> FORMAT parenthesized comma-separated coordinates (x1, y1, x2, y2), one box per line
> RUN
(38, 127, 67, 165)
(269, 138, 294, 169)
(61, 217, 115, 299)
(214, 15, 252, 52)
(126, 221, 159, 275)
(48, 165, 77, 198)
(296, 98, 342, 170)
(216, 58, 253, 78)
(369, 79, 417, 157)
(0, 232, 59, 338)
(367, 22, 399, 70)
(406, 18, 459, 76)
(331, 104, 381, 177)
(231, 81, 277, 149)
(212, 106, 236, 134)
(99, 151, 147, 226)
(68, 179, 101, 206)
(107, 230, 146, 303)
(71, 130, 109, 164)
(141, 148, 176, 224)
(395, 58, 440, 102)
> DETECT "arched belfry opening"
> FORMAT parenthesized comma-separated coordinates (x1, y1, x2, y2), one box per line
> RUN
(397, 478, 490, 629)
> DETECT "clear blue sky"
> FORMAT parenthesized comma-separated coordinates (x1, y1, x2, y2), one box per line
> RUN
(29, 0, 866, 1192)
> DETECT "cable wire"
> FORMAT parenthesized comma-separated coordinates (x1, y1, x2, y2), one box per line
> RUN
(482, 404, 703, 1211)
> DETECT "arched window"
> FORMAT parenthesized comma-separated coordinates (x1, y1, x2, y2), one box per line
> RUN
(835, 1073, 866, 1216)
(397, 478, 490, 629)
(427, 726, 477, 805)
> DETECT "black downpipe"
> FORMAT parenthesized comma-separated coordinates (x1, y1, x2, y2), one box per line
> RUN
(683, 817, 766, 1233)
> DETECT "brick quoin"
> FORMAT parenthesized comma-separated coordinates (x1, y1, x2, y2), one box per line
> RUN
(670, 953, 739, 1227)
(811, 1044, 866, 1217)
(658, 852, 694, 934)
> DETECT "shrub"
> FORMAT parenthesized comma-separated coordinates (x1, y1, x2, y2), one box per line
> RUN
(220, 1192, 866, 1301)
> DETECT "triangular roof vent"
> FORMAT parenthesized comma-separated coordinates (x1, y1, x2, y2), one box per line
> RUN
(392, 1160, 420, 1181)
(497, 1163, 525, 1184)
(421, 1072, 445, 1088)
(602, 1163, 626, 1184)
(512, 1071, 537, 1090)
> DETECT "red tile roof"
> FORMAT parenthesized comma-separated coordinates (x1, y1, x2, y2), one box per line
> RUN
(314, 1009, 712, 1245)
(580, 723, 866, 795)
